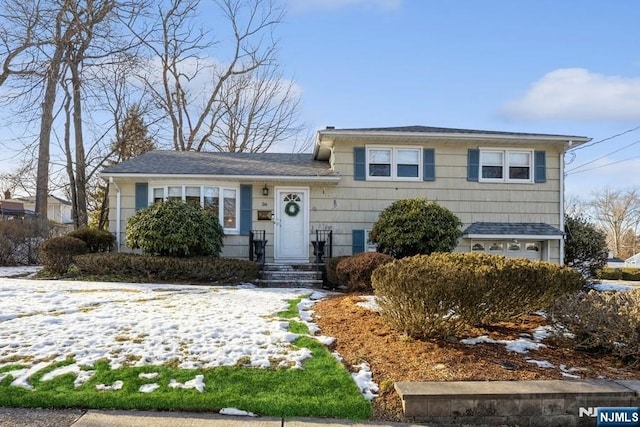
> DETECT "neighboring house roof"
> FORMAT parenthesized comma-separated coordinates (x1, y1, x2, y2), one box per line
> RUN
(625, 253, 640, 264)
(17, 195, 72, 206)
(314, 125, 592, 160)
(463, 222, 564, 239)
(102, 151, 340, 182)
(607, 256, 625, 263)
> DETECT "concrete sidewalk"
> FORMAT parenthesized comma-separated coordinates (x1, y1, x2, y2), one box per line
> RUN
(0, 408, 422, 427)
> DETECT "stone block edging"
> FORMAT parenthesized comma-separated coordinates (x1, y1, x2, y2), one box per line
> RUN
(395, 379, 640, 426)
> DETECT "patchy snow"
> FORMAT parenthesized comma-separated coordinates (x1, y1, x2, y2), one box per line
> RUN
(96, 380, 123, 391)
(526, 359, 555, 368)
(41, 364, 95, 388)
(355, 295, 381, 312)
(351, 362, 379, 401)
(169, 375, 205, 393)
(0, 279, 316, 379)
(593, 281, 638, 292)
(139, 383, 160, 393)
(219, 408, 257, 417)
(532, 326, 553, 341)
(139, 372, 159, 379)
(461, 335, 546, 354)
(0, 277, 375, 401)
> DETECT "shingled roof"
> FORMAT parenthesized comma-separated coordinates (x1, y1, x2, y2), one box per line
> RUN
(102, 151, 338, 179)
(463, 222, 564, 238)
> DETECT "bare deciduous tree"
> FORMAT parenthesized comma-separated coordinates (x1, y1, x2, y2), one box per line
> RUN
(135, 0, 303, 153)
(588, 188, 640, 257)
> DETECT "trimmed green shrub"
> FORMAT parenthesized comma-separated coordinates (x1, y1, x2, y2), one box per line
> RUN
(597, 267, 640, 281)
(369, 198, 462, 258)
(126, 200, 224, 257)
(324, 256, 349, 289)
(552, 289, 640, 365)
(564, 214, 608, 277)
(39, 236, 87, 275)
(336, 252, 394, 292)
(372, 253, 583, 339)
(74, 253, 259, 284)
(68, 227, 115, 253)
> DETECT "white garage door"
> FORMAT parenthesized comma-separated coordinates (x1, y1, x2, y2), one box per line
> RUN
(471, 240, 542, 261)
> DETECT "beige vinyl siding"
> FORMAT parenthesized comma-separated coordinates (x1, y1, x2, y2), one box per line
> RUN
(109, 179, 262, 259)
(309, 137, 564, 262)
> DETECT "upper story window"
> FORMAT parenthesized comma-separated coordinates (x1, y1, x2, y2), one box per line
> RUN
(479, 149, 533, 183)
(367, 147, 421, 180)
(150, 184, 239, 233)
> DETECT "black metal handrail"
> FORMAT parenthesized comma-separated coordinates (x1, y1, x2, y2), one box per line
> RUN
(312, 230, 332, 271)
(249, 230, 267, 266)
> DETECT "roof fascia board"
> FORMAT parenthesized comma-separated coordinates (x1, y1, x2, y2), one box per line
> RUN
(318, 130, 591, 144)
(101, 173, 341, 182)
(463, 233, 563, 240)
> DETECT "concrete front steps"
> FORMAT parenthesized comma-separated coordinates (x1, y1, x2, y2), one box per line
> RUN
(395, 379, 640, 426)
(255, 263, 324, 288)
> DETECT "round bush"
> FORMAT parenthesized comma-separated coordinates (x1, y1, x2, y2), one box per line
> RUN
(39, 236, 87, 275)
(369, 198, 462, 258)
(336, 252, 394, 292)
(372, 253, 584, 339)
(324, 256, 349, 289)
(68, 227, 115, 253)
(126, 200, 224, 257)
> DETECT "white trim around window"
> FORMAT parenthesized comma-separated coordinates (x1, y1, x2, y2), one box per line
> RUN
(479, 148, 534, 183)
(149, 184, 240, 234)
(366, 146, 422, 181)
(364, 229, 378, 252)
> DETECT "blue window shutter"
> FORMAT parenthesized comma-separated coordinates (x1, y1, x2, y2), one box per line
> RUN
(423, 148, 435, 181)
(354, 147, 366, 181)
(467, 149, 479, 182)
(240, 185, 252, 235)
(352, 229, 365, 254)
(134, 183, 148, 211)
(534, 151, 546, 183)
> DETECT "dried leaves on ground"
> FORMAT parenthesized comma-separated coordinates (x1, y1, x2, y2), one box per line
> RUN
(313, 294, 640, 422)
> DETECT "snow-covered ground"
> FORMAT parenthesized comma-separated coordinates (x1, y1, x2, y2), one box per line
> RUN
(592, 280, 639, 292)
(0, 278, 377, 401)
(0, 266, 41, 278)
(0, 279, 312, 371)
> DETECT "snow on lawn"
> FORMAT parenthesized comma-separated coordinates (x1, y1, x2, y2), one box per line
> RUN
(0, 278, 313, 375)
(0, 266, 41, 278)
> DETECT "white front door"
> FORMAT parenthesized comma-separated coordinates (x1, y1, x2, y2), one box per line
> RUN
(274, 187, 309, 263)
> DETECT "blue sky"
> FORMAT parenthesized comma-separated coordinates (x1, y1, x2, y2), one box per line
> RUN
(1, 0, 639, 200)
(280, 0, 640, 198)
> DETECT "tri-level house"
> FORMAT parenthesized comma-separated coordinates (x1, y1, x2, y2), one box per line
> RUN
(101, 126, 590, 264)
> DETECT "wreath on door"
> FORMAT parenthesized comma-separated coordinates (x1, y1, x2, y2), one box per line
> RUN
(284, 201, 300, 217)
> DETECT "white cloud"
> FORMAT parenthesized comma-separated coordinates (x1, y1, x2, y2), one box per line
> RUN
(287, 0, 401, 13)
(502, 68, 640, 121)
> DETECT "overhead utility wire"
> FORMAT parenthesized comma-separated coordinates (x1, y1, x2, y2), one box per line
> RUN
(566, 155, 640, 175)
(566, 139, 640, 173)
(571, 125, 640, 152)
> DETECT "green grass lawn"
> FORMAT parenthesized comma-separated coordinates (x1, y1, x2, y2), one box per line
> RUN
(0, 297, 371, 419)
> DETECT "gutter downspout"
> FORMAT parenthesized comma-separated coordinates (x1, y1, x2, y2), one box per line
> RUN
(109, 177, 121, 252)
(559, 142, 571, 265)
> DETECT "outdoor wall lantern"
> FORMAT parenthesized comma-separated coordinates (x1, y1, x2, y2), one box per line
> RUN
(262, 184, 269, 196)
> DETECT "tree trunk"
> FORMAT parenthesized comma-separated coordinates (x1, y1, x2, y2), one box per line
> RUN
(35, 48, 65, 230)
(71, 61, 88, 227)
